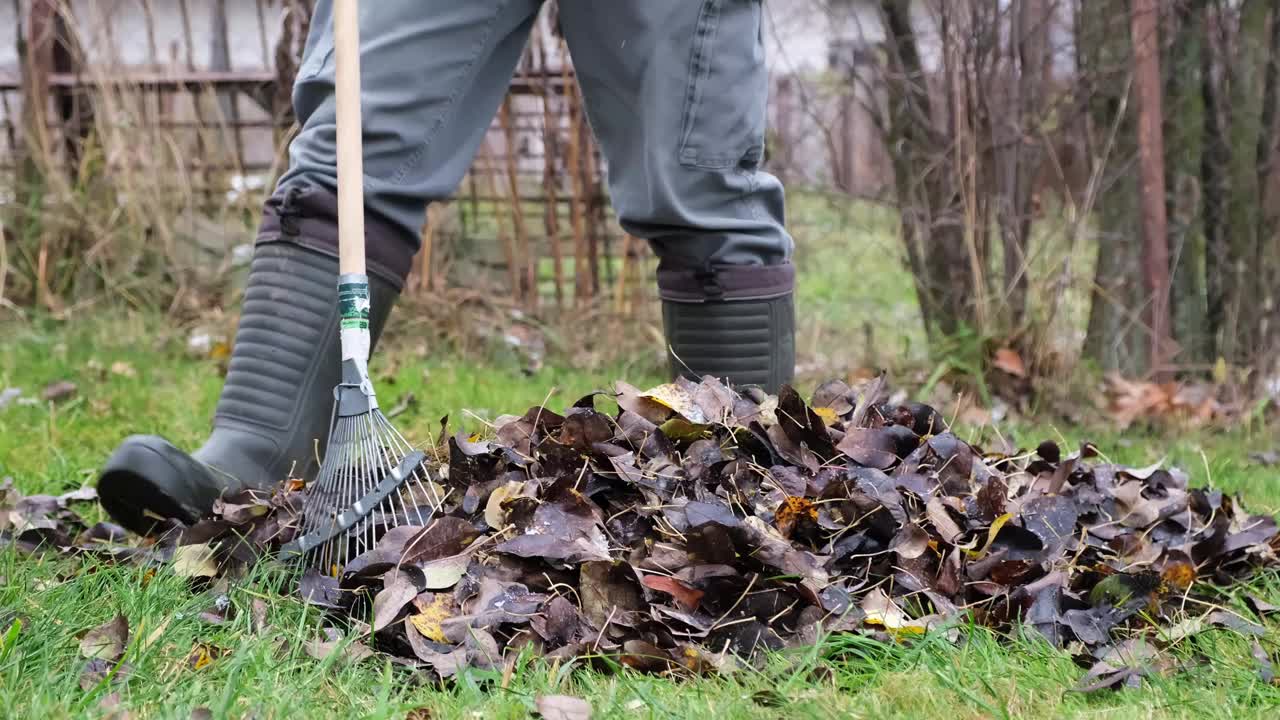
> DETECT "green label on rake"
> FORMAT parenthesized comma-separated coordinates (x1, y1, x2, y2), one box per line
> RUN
(338, 281, 370, 330)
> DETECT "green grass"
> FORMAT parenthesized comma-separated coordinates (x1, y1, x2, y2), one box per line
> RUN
(2, 310, 1279, 719)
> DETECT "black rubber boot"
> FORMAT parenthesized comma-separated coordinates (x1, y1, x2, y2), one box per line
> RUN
(97, 195, 405, 536)
(657, 262, 796, 394)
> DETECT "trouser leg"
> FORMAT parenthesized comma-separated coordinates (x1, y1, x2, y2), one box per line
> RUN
(98, 0, 546, 535)
(557, 0, 796, 392)
(274, 0, 544, 276)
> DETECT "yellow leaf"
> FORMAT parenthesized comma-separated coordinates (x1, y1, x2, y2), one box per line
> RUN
(485, 481, 524, 530)
(658, 418, 710, 443)
(812, 406, 839, 426)
(966, 513, 1013, 559)
(186, 642, 226, 670)
(641, 384, 706, 424)
(409, 594, 454, 643)
(1212, 356, 1228, 384)
(209, 342, 231, 361)
(1160, 562, 1197, 591)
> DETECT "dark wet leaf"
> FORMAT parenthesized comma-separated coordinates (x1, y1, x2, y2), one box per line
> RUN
(836, 428, 902, 469)
(401, 517, 480, 565)
(810, 379, 854, 416)
(1073, 639, 1165, 694)
(579, 561, 644, 629)
(299, 570, 348, 610)
(776, 385, 838, 461)
(495, 533, 610, 564)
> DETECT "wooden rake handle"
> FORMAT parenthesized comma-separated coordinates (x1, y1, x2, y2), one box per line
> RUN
(334, 0, 365, 277)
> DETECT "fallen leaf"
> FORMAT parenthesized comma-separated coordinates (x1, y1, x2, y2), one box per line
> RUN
(304, 629, 375, 663)
(409, 594, 455, 643)
(185, 643, 227, 670)
(80, 613, 129, 661)
(110, 361, 136, 378)
(372, 575, 419, 632)
(485, 481, 524, 530)
(992, 348, 1026, 378)
(640, 574, 704, 611)
(79, 658, 131, 692)
(172, 544, 218, 578)
(42, 380, 77, 403)
(419, 554, 471, 590)
(535, 695, 592, 720)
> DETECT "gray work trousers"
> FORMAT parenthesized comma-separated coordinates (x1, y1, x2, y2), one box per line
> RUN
(272, 0, 794, 279)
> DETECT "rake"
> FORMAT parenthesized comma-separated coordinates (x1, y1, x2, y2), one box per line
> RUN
(279, 0, 439, 574)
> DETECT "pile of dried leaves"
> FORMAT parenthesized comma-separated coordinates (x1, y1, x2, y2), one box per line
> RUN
(4, 377, 1279, 693)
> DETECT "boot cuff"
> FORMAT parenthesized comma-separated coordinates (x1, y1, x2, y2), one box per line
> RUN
(256, 184, 414, 290)
(657, 262, 795, 303)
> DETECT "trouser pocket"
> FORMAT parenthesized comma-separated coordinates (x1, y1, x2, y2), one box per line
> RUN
(677, 0, 769, 172)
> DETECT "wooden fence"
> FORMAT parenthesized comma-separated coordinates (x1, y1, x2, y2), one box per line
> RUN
(0, 0, 653, 315)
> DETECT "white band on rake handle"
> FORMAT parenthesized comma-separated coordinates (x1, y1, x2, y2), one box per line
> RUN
(279, 449, 428, 560)
(336, 273, 378, 417)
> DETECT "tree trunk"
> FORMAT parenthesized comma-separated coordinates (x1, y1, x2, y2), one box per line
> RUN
(879, 0, 977, 344)
(1130, 0, 1174, 378)
(1252, 2, 1279, 370)
(1165, 1, 1211, 367)
(1201, 3, 1230, 360)
(1081, 0, 1147, 374)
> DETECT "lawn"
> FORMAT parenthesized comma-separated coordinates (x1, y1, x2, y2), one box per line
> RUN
(2, 196, 1278, 719)
(2, 308, 1278, 720)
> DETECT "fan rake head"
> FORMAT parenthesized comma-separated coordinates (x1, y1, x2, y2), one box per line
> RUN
(280, 280, 443, 573)
(281, 406, 441, 575)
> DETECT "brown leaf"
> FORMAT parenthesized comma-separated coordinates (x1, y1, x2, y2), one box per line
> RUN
(42, 380, 77, 403)
(889, 523, 930, 560)
(304, 629, 375, 663)
(640, 574, 704, 611)
(579, 561, 645, 630)
(992, 348, 1026, 378)
(535, 695, 592, 720)
(401, 517, 481, 565)
(79, 658, 131, 692)
(836, 428, 901, 469)
(926, 497, 964, 544)
(251, 599, 269, 634)
(372, 575, 420, 632)
(776, 385, 838, 461)
(80, 613, 129, 661)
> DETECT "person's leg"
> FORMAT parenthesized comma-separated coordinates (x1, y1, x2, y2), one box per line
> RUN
(557, 0, 795, 393)
(98, 0, 542, 536)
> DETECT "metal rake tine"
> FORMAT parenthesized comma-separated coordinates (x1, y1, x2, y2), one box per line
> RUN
(280, 449, 427, 561)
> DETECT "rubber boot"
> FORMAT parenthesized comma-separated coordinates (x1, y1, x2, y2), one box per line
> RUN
(657, 262, 796, 394)
(97, 236, 399, 537)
